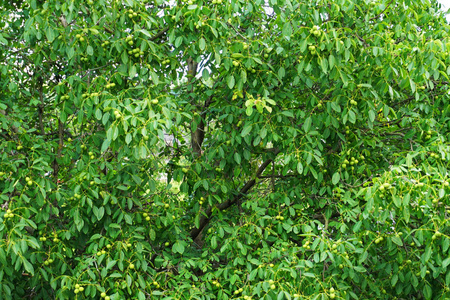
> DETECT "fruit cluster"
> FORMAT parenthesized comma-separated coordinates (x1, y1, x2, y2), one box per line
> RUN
(125, 35, 134, 46)
(25, 176, 33, 186)
(378, 182, 391, 198)
(43, 258, 54, 266)
(4, 209, 13, 218)
(374, 236, 384, 244)
(73, 284, 84, 294)
(127, 9, 138, 19)
(105, 82, 116, 89)
(101, 40, 110, 48)
(152, 280, 161, 289)
(113, 110, 121, 119)
(309, 25, 321, 37)
(127, 48, 144, 58)
(82, 92, 100, 98)
(431, 231, 442, 240)
(75, 34, 85, 42)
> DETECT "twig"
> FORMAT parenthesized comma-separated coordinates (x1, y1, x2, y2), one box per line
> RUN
(190, 148, 280, 241)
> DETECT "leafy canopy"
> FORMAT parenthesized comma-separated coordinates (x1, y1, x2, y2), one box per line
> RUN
(1, 0, 450, 299)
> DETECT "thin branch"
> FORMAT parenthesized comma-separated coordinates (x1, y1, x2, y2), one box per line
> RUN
(38, 76, 45, 135)
(150, 26, 170, 41)
(370, 0, 394, 21)
(190, 148, 280, 241)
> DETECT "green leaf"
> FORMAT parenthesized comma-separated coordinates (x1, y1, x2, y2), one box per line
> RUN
(175, 36, 183, 48)
(234, 153, 241, 164)
(354, 266, 366, 273)
(442, 257, 450, 269)
(403, 193, 410, 206)
(332, 172, 340, 185)
(241, 125, 252, 137)
(423, 285, 432, 300)
(46, 27, 55, 42)
(302, 117, 312, 133)
(297, 162, 303, 175)
(22, 257, 34, 275)
(202, 69, 210, 81)
(423, 246, 432, 262)
(391, 274, 398, 286)
(101, 139, 111, 153)
(252, 57, 262, 64)
(87, 45, 94, 56)
(246, 106, 253, 116)
(199, 37, 206, 51)
(348, 110, 356, 124)
(391, 235, 403, 246)
(282, 22, 292, 39)
(278, 67, 285, 79)
(125, 133, 132, 144)
(227, 75, 235, 89)
(320, 57, 328, 74)
(173, 242, 185, 254)
(129, 65, 137, 78)
(329, 54, 335, 69)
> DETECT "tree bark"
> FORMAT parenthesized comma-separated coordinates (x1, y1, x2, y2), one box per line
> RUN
(187, 57, 204, 157)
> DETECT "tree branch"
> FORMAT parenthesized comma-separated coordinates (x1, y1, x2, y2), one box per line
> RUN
(150, 26, 170, 41)
(190, 148, 280, 241)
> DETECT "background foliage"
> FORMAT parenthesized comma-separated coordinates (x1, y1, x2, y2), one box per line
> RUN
(1, 0, 450, 299)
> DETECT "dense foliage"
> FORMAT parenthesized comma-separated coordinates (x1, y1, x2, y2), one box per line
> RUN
(1, 0, 450, 299)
